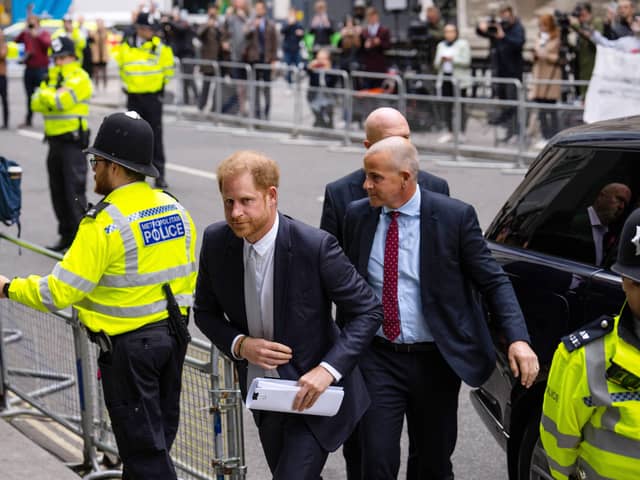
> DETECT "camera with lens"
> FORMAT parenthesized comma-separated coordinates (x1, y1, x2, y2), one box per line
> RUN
(486, 16, 499, 36)
(554, 9, 572, 29)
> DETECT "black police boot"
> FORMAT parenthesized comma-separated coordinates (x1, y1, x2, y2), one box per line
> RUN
(155, 177, 168, 189)
(46, 237, 73, 252)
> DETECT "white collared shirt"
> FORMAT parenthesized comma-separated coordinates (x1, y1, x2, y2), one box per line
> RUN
(231, 215, 341, 382)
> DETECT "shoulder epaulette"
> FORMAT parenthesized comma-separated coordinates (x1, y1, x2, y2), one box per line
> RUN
(159, 189, 180, 202)
(562, 315, 615, 352)
(84, 200, 110, 219)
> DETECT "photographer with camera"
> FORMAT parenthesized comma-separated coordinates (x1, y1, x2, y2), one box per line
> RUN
(605, 0, 636, 39)
(15, 14, 51, 128)
(477, 3, 525, 142)
(569, 3, 604, 97)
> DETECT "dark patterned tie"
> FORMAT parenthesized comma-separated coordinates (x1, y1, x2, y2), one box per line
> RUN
(383, 211, 401, 341)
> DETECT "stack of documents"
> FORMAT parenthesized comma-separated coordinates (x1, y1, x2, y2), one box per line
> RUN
(246, 378, 344, 417)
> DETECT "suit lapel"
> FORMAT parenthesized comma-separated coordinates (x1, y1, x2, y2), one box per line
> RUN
(359, 206, 380, 277)
(420, 189, 437, 303)
(223, 228, 248, 333)
(273, 213, 292, 341)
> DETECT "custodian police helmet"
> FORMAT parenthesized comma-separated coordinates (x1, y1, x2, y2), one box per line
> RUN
(135, 11, 158, 28)
(84, 111, 159, 178)
(611, 208, 640, 283)
(50, 36, 76, 58)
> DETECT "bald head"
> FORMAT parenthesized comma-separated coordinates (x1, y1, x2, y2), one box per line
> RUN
(593, 182, 631, 226)
(365, 136, 419, 179)
(364, 108, 410, 148)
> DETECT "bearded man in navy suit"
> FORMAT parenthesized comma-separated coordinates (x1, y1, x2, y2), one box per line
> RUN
(194, 151, 382, 479)
(342, 136, 539, 480)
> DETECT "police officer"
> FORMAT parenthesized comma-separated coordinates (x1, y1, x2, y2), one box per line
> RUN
(31, 35, 92, 252)
(541, 209, 640, 479)
(118, 11, 174, 189)
(0, 111, 197, 479)
(52, 14, 87, 64)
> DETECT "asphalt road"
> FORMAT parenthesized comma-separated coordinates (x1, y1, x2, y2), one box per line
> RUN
(0, 77, 525, 479)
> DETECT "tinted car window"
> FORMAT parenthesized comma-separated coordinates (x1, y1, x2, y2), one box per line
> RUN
(487, 147, 639, 267)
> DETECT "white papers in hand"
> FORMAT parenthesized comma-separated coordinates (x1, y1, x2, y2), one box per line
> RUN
(246, 378, 344, 417)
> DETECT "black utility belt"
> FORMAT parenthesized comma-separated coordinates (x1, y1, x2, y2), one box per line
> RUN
(372, 336, 437, 353)
(87, 319, 170, 352)
(47, 129, 89, 147)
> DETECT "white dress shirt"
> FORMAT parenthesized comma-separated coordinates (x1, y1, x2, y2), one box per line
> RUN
(231, 215, 341, 382)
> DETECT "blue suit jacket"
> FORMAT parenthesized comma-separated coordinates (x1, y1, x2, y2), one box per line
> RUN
(320, 168, 450, 247)
(342, 188, 530, 387)
(194, 213, 383, 451)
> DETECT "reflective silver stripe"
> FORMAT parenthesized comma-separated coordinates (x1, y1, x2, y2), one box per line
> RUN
(124, 70, 164, 76)
(52, 263, 96, 293)
(69, 89, 79, 104)
(99, 262, 196, 287)
(583, 423, 640, 460)
(38, 277, 57, 312)
(541, 414, 582, 449)
(544, 453, 575, 476)
(78, 294, 193, 318)
(54, 94, 63, 111)
(175, 203, 192, 262)
(585, 337, 610, 406)
(577, 457, 616, 480)
(104, 204, 138, 276)
(44, 114, 88, 120)
(600, 406, 620, 431)
(123, 60, 160, 66)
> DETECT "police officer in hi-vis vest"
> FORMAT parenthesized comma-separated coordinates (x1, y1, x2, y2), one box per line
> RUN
(0, 112, 197, 479)
(541, 208, 640, 480)
(31, 35, 92, 252)
(117, 11, 174, 189)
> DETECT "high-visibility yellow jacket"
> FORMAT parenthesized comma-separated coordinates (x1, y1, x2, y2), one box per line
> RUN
(31, 62, 92, 137)
(52, 28, 87, 62)
(540, 308, 640, 480)
(117, 36, 174, 94)
(8, 182, 197, 336)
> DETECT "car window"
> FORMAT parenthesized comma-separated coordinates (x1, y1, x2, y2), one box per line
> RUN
(488, 147, 639, 267)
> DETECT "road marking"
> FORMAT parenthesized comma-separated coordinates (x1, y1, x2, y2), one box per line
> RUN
(166, 163, 217, 180)
(16, 129, 216, 181)
(16, 129, 44, 140)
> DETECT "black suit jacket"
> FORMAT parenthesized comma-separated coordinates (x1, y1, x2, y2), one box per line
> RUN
(342, 188, 530, 387)
(320, 168, 450, 247)
(194, 214, 383, 451)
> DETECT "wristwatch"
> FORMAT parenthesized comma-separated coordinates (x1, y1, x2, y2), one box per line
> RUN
(3, 281, 10, 298)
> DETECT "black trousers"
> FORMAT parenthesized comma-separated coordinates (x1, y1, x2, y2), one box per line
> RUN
(0, 75, 8, 127)
(98, 324, 187, 480)
(198, 73, 216, 112)
(180, 59, 199, 105)
(360, 344, 461, 480)
(254, 68, 272, 119)
(127, 93, 166, 179)
(493, 81, 519, 137)
(23, 66, 48, 125)
(534, 98, 559, 140)
(253, 411, 328, 480)
(441, 80, 467, 134)
(47, 138, 87, 242)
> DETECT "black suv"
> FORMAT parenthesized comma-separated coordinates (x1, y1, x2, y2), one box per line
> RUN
(471, 116, 640, 480)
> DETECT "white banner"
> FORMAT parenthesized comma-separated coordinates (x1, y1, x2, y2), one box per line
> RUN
(584, 45, 640, 123)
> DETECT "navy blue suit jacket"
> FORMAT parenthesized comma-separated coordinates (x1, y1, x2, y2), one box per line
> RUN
(342, 188, 530, 387)
(194, 214, 383, 451)
(320, 168, 450, 247)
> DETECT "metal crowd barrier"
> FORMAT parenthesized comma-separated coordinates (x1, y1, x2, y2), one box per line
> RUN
(168, 58, 590, 167)
(0, 233, 246, 479)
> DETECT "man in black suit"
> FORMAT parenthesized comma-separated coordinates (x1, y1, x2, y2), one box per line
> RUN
(320, 107, 449, 247)
(194, 151, 382, 479)
(342, 137, 539, 480)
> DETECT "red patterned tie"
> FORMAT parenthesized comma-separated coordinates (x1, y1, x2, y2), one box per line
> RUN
(383, 211, 401, 341)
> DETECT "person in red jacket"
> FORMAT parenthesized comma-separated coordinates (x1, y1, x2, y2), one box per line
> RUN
(15, 14, 51, 128)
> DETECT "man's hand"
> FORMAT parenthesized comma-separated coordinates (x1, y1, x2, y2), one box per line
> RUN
(478, 21, 488, 33)
(293, 365, 334, 412)
(239, 337, 292, 370)
(494, 24, 505, 39)
(508, 340, 539, 388)
(0, 275, 9, 299)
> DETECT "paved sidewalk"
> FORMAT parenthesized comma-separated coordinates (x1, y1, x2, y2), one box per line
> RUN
(0, 418, 79, 479)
